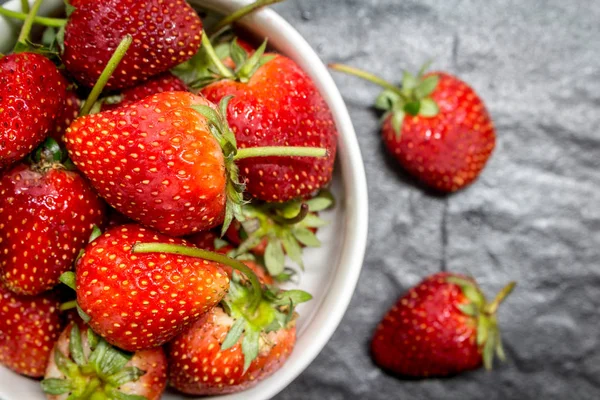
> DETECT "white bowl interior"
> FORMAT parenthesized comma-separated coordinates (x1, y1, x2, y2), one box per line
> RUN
(0, 0, 369, 399)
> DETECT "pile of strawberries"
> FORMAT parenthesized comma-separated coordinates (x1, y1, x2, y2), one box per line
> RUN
(0, 0, 337, 397)
(0, 0, 515, 398)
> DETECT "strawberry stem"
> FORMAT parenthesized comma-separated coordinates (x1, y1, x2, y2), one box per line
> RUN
(132, 243, 263, 312)
(16, 0, 43, 44)
(201, 32, 235, 79)
(212, 0, 285, 34)
(485, 281, 517, 315)
(0, 7, 66, 28)
(329, 63, 406, 98)
(20, 0, 29, 14)
(234, 146, 327, 160)
(79, 35, 133, 117)
(60, 300, 78, 311)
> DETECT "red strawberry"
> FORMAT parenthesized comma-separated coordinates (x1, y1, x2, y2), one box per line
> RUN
(0, 52, 67, 170)
(102, 72, 188, 110)
(0, 140, 106, 295)
(371, 272, 516, 377)
(165, 260, 308, 395)
(0, 285, 63, 377)
(199, 38, 338, 202)
(61, 0, 202, 89)
(65, 91, 325, 236)
(72, 224, 230, 351)
(49, 88, 81, 144)
(169, 305, 296, 395)
(331, 64, 495, 192)
(42, 321, 167, 400)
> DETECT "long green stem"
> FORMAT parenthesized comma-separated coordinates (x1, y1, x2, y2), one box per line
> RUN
(201, 31, 234, 78)
(212, 0, 284, 34)
(79, 35, 133, 117)
(486, 281, 517, 314)
(20, 0, 29, 14)
(234, 146, 327, 160)
(16, 0, 43, 44)
(0, 7, 66, 27)
(329, 63, 405, 95)
(132, 243, 263, 312)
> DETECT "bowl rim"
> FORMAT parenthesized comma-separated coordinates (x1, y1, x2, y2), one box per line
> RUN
(0, 0, 369, 399)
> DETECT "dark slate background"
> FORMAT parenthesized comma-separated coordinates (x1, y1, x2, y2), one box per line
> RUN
(269, 1, 600, 399)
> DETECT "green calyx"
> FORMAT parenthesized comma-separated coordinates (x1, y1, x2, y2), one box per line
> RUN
(4, 0, 58, 56)
(230, 190, 335, 279)
(29, 138, 68, 171)
(447, 276, 517, 370)
(41, 323, 147, 400)
(221, 274, 312, 372)
(329, 62, 441, 138)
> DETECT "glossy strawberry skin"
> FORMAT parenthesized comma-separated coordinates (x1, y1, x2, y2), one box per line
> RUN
(0, 53, 67, 170)
(50, 88, 81, 144)
(75, 224, 230, 351)
(65, 91, 227, 236)
(44, 321, 168, 400)
(0, 163, 106, 295)
(0, 286, 63, 377)
(382, 72, 495, 193)
(102, 72, 188, 111)
(63, 0, 202, 89)
(371, 272, 481, 377)
(201, 54, 338, 202)
(168, 306, 295, 395)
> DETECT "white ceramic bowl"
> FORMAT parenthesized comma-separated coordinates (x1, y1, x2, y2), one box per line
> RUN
(0, 0, 368, 399)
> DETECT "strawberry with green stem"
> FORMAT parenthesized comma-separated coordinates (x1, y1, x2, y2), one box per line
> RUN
(196, 34, 338, 203)
(0, 285, 63, 377)
(0, 0, 204, 90)
(42, 321, 167, 400)
(0, 0, 67, 170)
(371, 272, 516, 377)
(133, 241, 310, 395)
(0, 138, 106, 295)
(330, 63, 496, 193)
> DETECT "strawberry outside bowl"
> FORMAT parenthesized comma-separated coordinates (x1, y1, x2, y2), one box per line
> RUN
(0, 0, 369, 399)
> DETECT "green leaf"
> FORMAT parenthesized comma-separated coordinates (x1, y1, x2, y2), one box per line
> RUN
(230, 39, 249, 68)
(264, 238, 285, 276)
(53, 348, 76, 376)
(41, 27, 57, 48)
(495, 330, 506, 361)
(276, 290, 313, 306)
(292, 227, 321, 247)
(301, 214, 328, 228)
(390, 110, 405, 137)
(64, 0, 76, 17)
(241, 328, 260, 373)
(418, 98, 439, 117)
(401, 71, 418, 90)
(279, 201, 302, 219)
(305, 194, 334, 212)
(417, 60, 433, 78)
(87, 328, 99, 350)
(221, 318, 245, 350)
(415, 75, 439, 98)
(190, 105, 223, 134)
(69, 324, 86, 366)
(258, 54, 276, 67)
(76, 305, 91, 323)
(457, 302, 478, 317)
(482, 331, 495, 370)
(238, 40, 268, 82)
(374, 89, 401, 111)
(97, 344, 133, 377)
(88, 225, 102, 243)
(41, 378, 72, 395)
(403, 101, 420, 116)
(107, 366, 146, 387)
(281, 233, 303, 269)
(59, 271, 76, 290)
(476, 316, 489, 347)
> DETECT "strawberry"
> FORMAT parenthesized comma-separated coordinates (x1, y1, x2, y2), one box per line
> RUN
(198, 37, 338, 202)
(164, 259, 308, 395)
(102, 72, 188, 111)
(65, 91, 326, 236)
(371, 272, 516, 377)
(49, 88, 81, 144)
(42, 321, 167, 400)
(0, 0, 67, 170)
(68, 224, 230, 351)
(331, 64, 495, 192)
(0, 285, 63, 377)
(60, 0, 202, 89)
(0, 139, 106, 295)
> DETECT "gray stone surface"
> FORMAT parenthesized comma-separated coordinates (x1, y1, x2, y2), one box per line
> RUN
(270, 0, 600, 399)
